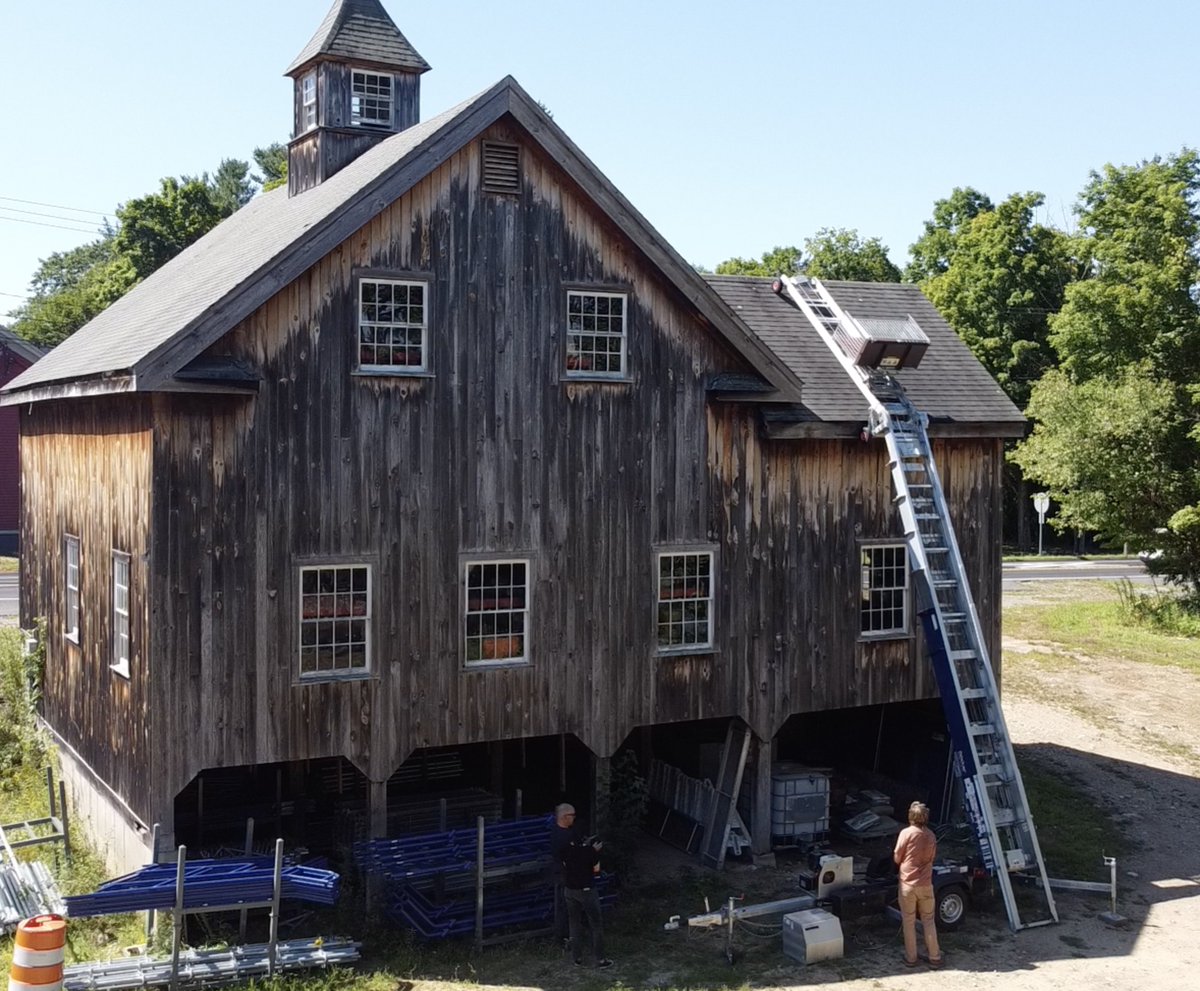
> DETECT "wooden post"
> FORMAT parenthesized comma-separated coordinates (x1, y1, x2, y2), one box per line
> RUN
(58, 778, 70, 863)
(45, 766, 56, 820)
(591, 755, 612, 836)
(474, 816, 486, 951)
(366, 779, 388, 912)
(267, 838, 283, 976)
(238, 818, 255, 943)
(750, 733, 775, 865)
(145, 824, 161, 941)
(171, 845, 186, 991)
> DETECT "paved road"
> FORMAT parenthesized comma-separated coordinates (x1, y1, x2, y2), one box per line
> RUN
(0, 572, 16, 619)
(1002, 557, 1151, 589)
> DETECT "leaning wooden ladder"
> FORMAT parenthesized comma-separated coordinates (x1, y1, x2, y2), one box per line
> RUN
(779, 275, 1058, 932)
(700, 720, 751, 870)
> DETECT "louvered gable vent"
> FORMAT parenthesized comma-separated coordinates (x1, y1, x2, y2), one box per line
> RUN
(481, 141, 521, 195)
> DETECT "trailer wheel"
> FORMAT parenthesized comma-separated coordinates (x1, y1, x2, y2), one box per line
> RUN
(936, 885, 968, 930)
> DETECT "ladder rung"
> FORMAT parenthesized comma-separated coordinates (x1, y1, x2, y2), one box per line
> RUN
(978, 763, 1007, 778)
(950, 650, 977, 661)
(960, 688, 989, 700)
(969, 723, 995, 736)
(992, 809, 1020, 828)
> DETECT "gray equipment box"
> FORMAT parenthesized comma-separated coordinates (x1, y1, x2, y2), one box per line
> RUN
(782, 908, 844, 964)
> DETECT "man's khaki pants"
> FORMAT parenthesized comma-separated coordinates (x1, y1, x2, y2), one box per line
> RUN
(898, 882, 941, 963)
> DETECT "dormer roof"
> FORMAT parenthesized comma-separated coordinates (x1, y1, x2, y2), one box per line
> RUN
(286, 0, 430, 76)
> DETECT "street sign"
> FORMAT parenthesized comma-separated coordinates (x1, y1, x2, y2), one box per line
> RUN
(1032, 492, 1050, 555)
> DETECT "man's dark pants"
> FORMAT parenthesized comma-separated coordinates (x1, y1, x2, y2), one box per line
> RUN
(564, 886, 605, 962)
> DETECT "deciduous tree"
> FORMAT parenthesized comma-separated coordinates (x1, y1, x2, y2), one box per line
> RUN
(802, 228, 900, 283)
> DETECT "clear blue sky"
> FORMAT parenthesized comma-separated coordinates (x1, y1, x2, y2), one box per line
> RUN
(2, 0, 1197, 322)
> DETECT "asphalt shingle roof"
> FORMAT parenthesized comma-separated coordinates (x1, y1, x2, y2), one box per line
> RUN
(286, 0, 430, 75)
(705, 275, 1025, 428)
(4, 89, 485, 394)
(0, 328, 46, 366)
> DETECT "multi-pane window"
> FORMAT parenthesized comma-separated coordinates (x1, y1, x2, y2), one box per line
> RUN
(64, 535, 80, 642)
(299, 565, 371, 678)
(656, 551, 713, 650)
(566, 291, 627, 375)
(111, 551, 130, 678)
(358, 279, 427, 371)
(861, 544, 909, 635)
(351, 70, 392, 128)
(465, 561, 528, 665)
(301, 72, 317, 131)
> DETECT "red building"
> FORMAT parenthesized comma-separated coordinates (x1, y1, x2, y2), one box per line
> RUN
(0, 329, 44, 555)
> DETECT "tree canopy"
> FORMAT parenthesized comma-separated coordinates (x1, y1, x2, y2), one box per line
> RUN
(905, 187, 995, 283)
(802, 228, 901, 283)
(919, 192, 1078, 409)
(715, 245, 803, 278)
(9, 150, 283, 346)
(1013, 149, 1200, 600)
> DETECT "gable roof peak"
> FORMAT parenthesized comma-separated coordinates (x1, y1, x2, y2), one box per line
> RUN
(286, 0, 430, 76)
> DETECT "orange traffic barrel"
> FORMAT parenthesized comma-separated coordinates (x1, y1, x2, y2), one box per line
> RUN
(8, 914, 66, 991)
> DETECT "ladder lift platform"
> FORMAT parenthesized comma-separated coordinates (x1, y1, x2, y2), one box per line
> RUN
(776, 275, 1058, 932)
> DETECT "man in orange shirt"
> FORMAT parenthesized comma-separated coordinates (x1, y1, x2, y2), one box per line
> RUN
(893, 801, 944, 968)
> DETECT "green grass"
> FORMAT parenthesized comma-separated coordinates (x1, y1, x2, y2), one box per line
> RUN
(0, 556, 18, 573)
(1005, 591, 1200, 674)
(1018, 762, 1130, 880)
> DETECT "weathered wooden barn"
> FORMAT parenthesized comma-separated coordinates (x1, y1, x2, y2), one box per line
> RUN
(0, 329, 45, 555)
(2, 0, 1023, 872)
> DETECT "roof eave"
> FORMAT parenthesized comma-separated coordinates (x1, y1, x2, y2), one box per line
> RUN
(0, 373, 137, 407)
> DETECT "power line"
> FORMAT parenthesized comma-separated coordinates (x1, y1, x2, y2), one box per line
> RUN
(0, 214, 99, 235)
(0, 291, 30, 300)
(0, 194, 109, 217)
(0, 204, 110, 226)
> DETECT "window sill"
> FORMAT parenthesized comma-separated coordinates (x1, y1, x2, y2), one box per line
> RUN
(858, 631, 914, 644)
(110, 663, 130, 680)
(560, 374, 633, 385)
(463, 659, 532, 672)
(64, 632, 80, 647)
(656, 645, 718, 659)
(352, 369, 435, 379)
(295, 671, 375, 686)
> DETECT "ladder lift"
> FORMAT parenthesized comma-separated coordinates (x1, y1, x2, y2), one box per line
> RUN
(777, 275, 1057, 932)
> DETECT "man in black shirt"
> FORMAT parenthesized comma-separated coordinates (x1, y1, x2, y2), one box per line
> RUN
(552, 803, 612, 968)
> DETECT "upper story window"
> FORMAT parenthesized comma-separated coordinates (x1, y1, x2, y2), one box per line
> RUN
(358, 278, 427, 372)
(64, 534, 80, 644)
(566, 290, 627, 377)
(861, 544, 909, 636)
(299, 564, 371, 679)
(465, 560, 529, 666)
(301, 72, 317, 131)
(656, 550, 714, 651)
(351, 70, 392, 129)
(111, 550, 130, 679)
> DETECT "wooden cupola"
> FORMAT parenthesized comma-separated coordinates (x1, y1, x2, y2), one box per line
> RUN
(285, 0, 430, 196)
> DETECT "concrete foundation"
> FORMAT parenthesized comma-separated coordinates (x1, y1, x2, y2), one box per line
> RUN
(54, 734, 155, 876)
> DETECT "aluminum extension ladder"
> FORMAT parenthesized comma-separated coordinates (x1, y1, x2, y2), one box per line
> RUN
(779, 275, 1057, 931)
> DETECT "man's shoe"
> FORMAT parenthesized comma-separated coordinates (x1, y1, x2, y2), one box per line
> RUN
(903, 957, 919, 968)
(927, 956, 945, 969)
(596, 959, 614, 969)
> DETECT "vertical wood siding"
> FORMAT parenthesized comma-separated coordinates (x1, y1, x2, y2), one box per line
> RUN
(20, 399, 153, 820)
(56, 121, 1002, 812)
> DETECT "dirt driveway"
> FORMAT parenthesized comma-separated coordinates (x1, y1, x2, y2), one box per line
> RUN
(567, 581, 1200, 991)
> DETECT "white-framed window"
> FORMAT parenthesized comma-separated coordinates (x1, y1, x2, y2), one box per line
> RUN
(299, 564, 371, 678)
(64, 534, 80, 643)
(301, 71, 317, 131)
(464, 560, 529, 666)
(351, 69, 392, 128)
(656, 551, 714, 651)
(860, 544, 909, 635)
(566, 290, 627, 376)
(358, 278, 427, 371)
(111, 550, 130, 678)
